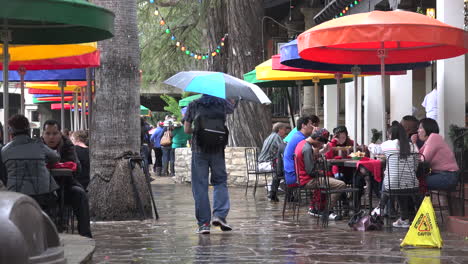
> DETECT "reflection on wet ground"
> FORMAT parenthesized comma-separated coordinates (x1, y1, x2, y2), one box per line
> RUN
(91, 179, 468, 263)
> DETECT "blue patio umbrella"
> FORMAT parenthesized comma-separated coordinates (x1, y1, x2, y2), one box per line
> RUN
(280, 40, 430, 73)
(0, 68, 87, 81)
(164, 71, 271, 104)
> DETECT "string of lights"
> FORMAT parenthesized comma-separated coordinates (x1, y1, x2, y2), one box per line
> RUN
(148, 0, 227, 60)
(335, 0, 363, 18)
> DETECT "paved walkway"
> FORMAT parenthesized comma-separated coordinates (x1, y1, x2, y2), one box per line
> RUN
(91, 177, 468, 264)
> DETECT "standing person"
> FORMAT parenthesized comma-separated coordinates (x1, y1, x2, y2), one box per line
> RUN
(161, 119, 175, 176)
(70, 130, 90, 190)
(422, 83, 438, 121)
(140, 117, 151, 177)
(184, 94, 236, 234)
(257, 122, 290, 202)
(150, 121, 164, 175)
(283, 115, 319, 186)
(42, 120, 92, 238)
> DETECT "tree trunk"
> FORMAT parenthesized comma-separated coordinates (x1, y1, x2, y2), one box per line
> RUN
(88, 0, 151, 220)
(224, 0, 271, 147)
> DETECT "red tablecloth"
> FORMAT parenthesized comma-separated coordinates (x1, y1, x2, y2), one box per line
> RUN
(356, 157, 382, 182)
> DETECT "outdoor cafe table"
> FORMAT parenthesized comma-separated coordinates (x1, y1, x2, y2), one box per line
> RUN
(327, 159, 384, 212)
(50, 168, 74, 231)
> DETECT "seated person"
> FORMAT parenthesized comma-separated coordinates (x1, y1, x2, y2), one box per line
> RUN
(42, 120, 92, 238)
(325, 126, 356, 182)
(373, 122, 419, 228)
(401, 115, 424, 149)
(295, 128, 346, 220)
(1, 115, 60, 210)
(258, 122, 290, 172)
(258, 122, 291, 202)
(415, 118, 459, 190)
(269, 142, 287, 202)
(70, 130, 90, 190)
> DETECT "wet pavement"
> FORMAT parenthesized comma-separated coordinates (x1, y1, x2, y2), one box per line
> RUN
(91, 177, 468, 264)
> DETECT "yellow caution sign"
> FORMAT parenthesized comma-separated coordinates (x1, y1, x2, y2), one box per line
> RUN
(401, 196, 443, 248)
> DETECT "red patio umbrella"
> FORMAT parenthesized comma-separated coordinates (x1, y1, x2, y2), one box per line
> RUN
(297, 10, 468, 140)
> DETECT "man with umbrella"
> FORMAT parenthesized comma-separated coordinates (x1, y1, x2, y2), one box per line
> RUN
(184, 94, 236, 234)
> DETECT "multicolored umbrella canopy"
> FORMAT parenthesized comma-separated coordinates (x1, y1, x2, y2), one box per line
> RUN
(297, 10, 468, 141)
(25, 82, 87, 92)
(255, 59, 355, 81)
(1, 0, 114, 143)
(164, 71, 271, 104)
(279, 40, 428, 74)
(297, 10, 468, 64)
(243, 69, 345, 87)
(1, 50, 100, 71)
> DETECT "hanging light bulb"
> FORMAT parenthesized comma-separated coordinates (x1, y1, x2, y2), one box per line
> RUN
(221, 42, 225, 47)
(165, 28, 170, 34)
(160, 20, 165, 26)
(176, 41, 180, 47)
(154, 10, 159, 16)
(181, 46, 186, 51)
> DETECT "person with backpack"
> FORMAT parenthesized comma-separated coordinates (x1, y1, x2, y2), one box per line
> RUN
(184, 94, 236, 234)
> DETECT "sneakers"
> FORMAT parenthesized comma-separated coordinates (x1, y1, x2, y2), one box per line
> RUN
(307, 208, 322, 217)
(212, 216, 232, 231)
(327, 212, 342, 221)
(392, 218, 410, 228)
(371, 207, 381, 216)
(196, 223, 210, 234)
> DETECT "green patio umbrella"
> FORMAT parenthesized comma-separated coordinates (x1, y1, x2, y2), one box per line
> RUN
(179, 94, 202, 107)
(140, 105, 151, 116)
(1, 0, 115, 143)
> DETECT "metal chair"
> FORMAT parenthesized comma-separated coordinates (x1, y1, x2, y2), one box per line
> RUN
(382, 153, 423, 226)
(244, 148, 274, 196)
(316, 155, 360, 227)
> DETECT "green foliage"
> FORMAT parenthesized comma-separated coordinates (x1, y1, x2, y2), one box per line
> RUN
(137, 0, 209, 91)
(160, 94, 182, 121)
(371, 128, 382, 144)
(448, 124, 468, 149)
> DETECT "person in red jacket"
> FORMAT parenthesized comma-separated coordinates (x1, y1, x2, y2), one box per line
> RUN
(295, 128, 346, 220)
(325, 126, 356, 182)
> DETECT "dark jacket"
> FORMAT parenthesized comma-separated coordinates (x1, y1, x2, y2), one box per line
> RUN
(2, 135, 60, 195)
(43, 135, 82, 187)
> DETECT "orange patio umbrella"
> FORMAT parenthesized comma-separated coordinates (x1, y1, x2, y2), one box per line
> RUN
(297, 10, 468, 140)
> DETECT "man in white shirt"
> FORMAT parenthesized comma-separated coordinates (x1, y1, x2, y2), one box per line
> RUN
(422, 83, 437, 120)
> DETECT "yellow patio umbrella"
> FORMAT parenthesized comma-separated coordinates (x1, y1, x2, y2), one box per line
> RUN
(0, 42, 97, 62)
(26, 82, 84, 92)
(255, 59, 355, 119)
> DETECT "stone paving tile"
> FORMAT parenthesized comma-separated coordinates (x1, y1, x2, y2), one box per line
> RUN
(91, 179, 468, 264)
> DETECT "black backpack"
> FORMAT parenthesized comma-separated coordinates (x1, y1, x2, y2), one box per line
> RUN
(193, 102, 229, 153)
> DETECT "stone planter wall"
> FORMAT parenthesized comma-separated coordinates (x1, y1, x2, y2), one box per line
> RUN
(174, 147, 272, 186)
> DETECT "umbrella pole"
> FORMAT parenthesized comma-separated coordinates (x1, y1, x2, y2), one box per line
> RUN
(351, 66, 361, 153)
(18, 67, 26, 115)
(2, 31, 10, 144)
(312, 77, 320, 116)
(334, 73, 343, 128)
(288, 85, 296, 128)
(60, 81, 66, 130)
(81, 87, 86, 130)
(86, 68, 92, 130)
(74, 92, 79, 131)
(379, 46, 387, 141)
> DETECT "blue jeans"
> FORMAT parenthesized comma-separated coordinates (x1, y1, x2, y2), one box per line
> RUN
(161, 147, 174, 175)
(191, 151, 230, 226)
(426, 171, 459, 191)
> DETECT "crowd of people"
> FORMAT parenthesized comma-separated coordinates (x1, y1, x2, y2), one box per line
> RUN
(257, 114, 460, 228)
